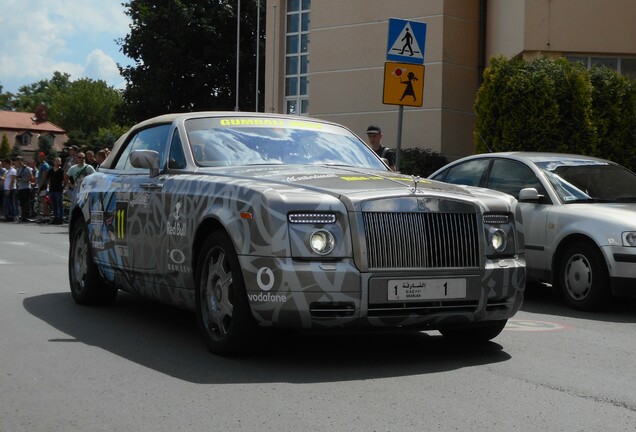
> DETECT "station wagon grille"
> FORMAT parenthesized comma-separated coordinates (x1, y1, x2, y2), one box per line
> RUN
(362, 212, 480, 269)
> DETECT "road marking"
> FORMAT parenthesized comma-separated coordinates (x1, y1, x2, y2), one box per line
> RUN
(505, 319, 574, 332)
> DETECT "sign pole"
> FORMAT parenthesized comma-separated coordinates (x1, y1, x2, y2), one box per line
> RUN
(396, 105, 403, 171)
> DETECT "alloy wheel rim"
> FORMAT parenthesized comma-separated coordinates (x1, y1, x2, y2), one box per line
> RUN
(72, 229, 88, 292)
(201, 247, 233, 341)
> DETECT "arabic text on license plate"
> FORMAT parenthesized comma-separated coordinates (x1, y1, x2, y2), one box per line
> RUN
(387, 278, 466, 301)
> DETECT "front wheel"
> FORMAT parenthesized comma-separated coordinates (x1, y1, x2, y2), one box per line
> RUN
(68, 219, 117, 305)
(558, 242, 610, 311)
(439, 320, 507, 342)
(195, 231, 256, 356)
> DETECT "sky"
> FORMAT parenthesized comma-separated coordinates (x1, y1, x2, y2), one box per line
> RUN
(0, 0, 133, 94)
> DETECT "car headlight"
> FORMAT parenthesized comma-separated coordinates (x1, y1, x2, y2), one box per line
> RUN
(309, 230, 335, 255)
(490, 229, 507, 252)
(623, 232, 636, 247)
(288, 211, 347, 259)
(483, 213, 516, 257)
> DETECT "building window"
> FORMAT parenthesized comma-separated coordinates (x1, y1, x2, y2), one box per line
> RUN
(18, 132, 32, 146)
(285, 0, 310, 115)
(566, 55, 636, 79)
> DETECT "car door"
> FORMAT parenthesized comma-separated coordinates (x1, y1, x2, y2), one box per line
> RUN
(484, 159, 552, 280)
(111, 124, 172, 283)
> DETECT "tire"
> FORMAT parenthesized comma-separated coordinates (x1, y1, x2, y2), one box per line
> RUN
(195, 231, 255, 356)
(558, 242, 610, 311)
(68, 219, 117, 305)
(439, 319, 507, 342)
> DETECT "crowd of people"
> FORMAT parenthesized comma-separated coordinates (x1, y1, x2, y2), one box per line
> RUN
(0, 146, 109, 224)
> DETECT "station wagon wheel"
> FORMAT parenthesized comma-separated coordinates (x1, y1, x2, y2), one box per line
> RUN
(68, 218, 117, 305)
(439, 319, 507, 342)
(558, 242, 610, 311)
(195, 231, 255, 356)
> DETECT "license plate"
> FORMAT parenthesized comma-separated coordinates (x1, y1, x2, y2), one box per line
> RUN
(387, 278, 466, 301)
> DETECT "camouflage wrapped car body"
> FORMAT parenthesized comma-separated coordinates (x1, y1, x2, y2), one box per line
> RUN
(70, 113, 525, 338)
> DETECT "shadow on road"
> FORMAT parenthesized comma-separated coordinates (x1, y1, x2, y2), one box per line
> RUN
(521, 282, 636, 323)
(24, 291, 511, 384)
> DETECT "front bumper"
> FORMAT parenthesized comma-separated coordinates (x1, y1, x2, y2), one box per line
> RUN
(602, 246, 636, 297)
(239, 255, 526, 330)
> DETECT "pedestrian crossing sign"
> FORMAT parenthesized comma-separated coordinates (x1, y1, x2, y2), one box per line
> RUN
(383, 62, 425, 107)
(386, 18, 427, 65)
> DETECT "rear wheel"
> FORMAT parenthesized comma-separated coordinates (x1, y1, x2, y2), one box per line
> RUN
(558, 242, 609, 311)
(195, 231, 255, 356)
(439, 320, 507, 342)
(68, 219, 117, 305)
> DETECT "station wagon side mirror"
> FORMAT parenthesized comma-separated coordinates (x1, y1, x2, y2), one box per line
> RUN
(518, 187, 544, 202)
(130, 150, 161, 178)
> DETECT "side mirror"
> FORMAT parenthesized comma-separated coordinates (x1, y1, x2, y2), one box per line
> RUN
(518, 187, 544, 202)
(130, 150, 161, 177)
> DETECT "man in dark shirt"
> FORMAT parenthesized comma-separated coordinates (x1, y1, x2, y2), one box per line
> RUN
(366, 125, 396, 171)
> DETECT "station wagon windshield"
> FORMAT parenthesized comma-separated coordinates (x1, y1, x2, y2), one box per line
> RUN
(538, 160, 636, 203)
(185, 117, 387, 169)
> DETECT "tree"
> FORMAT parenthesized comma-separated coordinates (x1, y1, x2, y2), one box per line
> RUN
(50, 78, 123, 136)
(119, 0, 265, 122)
(474, 56, 636, 171)
(9, 72, 72, 113)
(0, 84, 13, 110)
(589, 66, 636, 171)
(474, 56, 597, 155)
(0, 133, 10, 159)
(37, 135, 56, 161)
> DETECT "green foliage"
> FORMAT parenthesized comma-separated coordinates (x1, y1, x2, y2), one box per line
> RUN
(589, 66, 636, 171)
(8, 72, 72, 112)
(475, 56, 636, 171)
(398, 147, 448, 177)
(89, 125, 130, 150)
(37, 135, 57, 160)
(119, 0, 265, 122)
(50, 78, 123, 135)
(0, 133, 10, 159)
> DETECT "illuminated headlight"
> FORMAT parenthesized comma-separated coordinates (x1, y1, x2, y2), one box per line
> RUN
(309, 230, 335, 255)
(623, 232, 636, 247)
(490, 229, 507, 252)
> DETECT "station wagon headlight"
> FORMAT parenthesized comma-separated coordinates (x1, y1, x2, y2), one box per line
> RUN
(309, 230, 335, 255)
(623, 232, 636, 247)
(483, 213, 516, 258)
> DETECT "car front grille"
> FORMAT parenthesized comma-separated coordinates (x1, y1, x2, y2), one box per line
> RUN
(362, 212, 480, 269)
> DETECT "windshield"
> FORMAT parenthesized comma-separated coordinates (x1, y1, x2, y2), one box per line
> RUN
(185, 117, 387, 170)
(537, 160, 636, 203)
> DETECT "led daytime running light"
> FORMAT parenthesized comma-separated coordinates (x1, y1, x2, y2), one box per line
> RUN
(288, 213, 336, 224)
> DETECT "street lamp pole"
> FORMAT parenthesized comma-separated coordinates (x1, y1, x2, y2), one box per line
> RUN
(235, 0, 241, 111)
(255, 0, 260, 112)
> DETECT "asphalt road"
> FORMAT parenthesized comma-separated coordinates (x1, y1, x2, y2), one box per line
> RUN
(1, 223, 635, 432)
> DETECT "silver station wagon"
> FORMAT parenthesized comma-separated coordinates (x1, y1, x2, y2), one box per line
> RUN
(68, 113, 526, 355)
(431, 152, 636, 311)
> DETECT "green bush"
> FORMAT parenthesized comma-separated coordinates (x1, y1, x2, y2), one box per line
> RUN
(398, 147, 448, 177)
(474, 56, 636, 171)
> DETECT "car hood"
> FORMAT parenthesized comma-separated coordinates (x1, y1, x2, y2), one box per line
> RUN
(563, 202, 636, 225)
(195, 165, 517, 212)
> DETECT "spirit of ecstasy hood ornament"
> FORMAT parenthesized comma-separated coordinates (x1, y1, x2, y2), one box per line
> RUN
(411, 175, 420, 193)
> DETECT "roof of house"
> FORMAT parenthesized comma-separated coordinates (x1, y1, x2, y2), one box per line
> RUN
(0, 110, 65, 134)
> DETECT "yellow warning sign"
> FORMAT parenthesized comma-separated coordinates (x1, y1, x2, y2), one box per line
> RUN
(382, 62, 425, 107)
